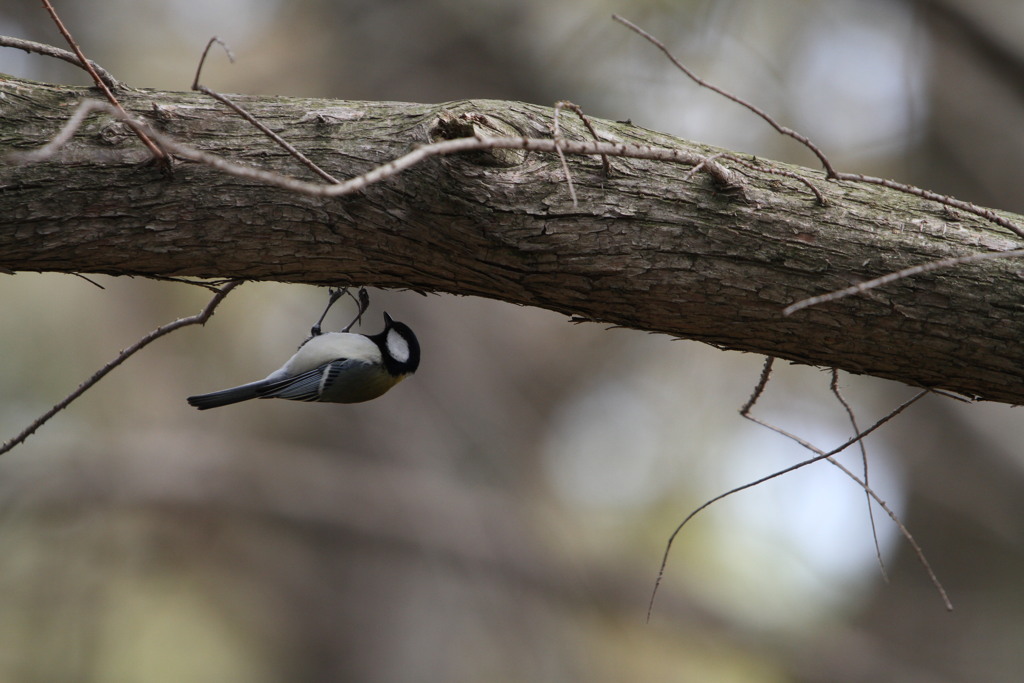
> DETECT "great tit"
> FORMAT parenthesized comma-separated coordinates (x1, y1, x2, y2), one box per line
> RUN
(187, 312, 419, 410)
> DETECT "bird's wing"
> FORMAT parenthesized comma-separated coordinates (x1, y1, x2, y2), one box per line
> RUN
(257, 364, 330, 402)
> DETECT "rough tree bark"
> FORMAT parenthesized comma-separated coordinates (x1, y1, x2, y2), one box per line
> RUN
(3, 75, 1024, 403)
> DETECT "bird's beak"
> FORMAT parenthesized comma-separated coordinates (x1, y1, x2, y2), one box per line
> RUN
(383, 311, 394, 326)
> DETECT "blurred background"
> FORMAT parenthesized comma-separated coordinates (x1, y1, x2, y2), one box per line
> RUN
(2, 0, 1024, 681)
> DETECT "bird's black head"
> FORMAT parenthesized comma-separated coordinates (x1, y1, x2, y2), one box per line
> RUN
(372, 312, 420, 377)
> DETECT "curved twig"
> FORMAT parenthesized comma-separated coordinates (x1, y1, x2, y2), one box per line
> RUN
(0, 36, 121, 89)
(0, 280, 242, 456)
(647, 388, 935, 621)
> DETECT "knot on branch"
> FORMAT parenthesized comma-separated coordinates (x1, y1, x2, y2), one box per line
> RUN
(431, 111, 526, 167)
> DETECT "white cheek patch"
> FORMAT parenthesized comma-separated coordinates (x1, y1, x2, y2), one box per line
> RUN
(386, 330, 410, 364)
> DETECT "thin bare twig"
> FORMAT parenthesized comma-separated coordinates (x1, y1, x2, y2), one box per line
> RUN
(4, 101, 183, 165)
(835, 172, 1024, 240)
(613, 15, 1024, 311)
(742, 404, 950, 611)
(739, 356, 775, 416)
(555, 101, 611, 176)
(0, 35, 120, 88)
(141, 275, 236, 291)
(7, 98, 106, 160)
(0, 280, 242, 456)
(784, 247, 1024, 315)
(741, 371, 948, 608)
(38, 0, 168, 166)
(613, 14, 839, 177)
(191, 35, 236, 90)
(551, 102, 579, 207)
(70, 273, 105, 289)
(8, 99, 743, 197)
(683, 152, 727, 182)
(550, 98, 697, 206)
(192, 37, 340, 184)
(830, 369, 888, 583)
(729, 155, 827, 205)
(647, 386, 934, 621)
(615, 15, 832, 206)
(741, 369, 949, 609)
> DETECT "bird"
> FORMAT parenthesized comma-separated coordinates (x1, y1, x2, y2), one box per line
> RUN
(187, 312, 419, 410)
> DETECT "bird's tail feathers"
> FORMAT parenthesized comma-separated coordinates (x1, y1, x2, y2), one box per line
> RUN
(186, 381, 268, 410)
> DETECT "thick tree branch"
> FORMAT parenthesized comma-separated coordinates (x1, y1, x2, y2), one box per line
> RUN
(3, 76, 1024, 403)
